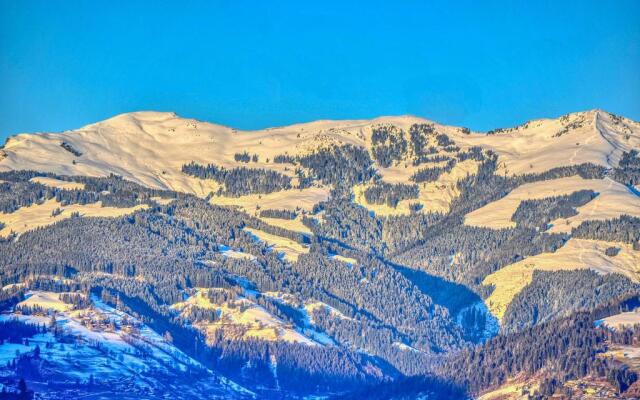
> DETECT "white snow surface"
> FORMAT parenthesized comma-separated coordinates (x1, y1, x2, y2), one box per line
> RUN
(2, 109, 636, 195)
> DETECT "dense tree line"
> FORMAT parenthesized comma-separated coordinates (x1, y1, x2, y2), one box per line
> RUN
(419, 154, 451, 163)
(298, 144, 376, 186)
(408, 124, 440, 165)
(503, 269, 640, 332)
(251, 293, 306, 327)
(0, 180, 55, 213)
(233, 151, 258, 163)
(258, 209, 297, 220)
(611, 149, 640, 186)
(511, 189, 597, 230)
(189, 144, 378, 193)
(0, 286, 25, 311)
(435, 133, 454, 147)
(572, 215, 640, 248)
(370, 125, 408, 167)
(179, 304, 220, 323)
(363, 182, 419, 207)
(273, 154, 296, 164)
(182, 162, 292, 196)
(455, 146, 484, 162)
(0, 319, 43, 344)
(0, 171, 177, 212)
(410, 159, 456, 183)
(59, 292, 92, 309)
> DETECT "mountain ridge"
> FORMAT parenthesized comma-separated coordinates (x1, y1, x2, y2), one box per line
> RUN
(0, 108, 639, 399)
(2, 109, 637, 192)
(0, 108, 614, 138)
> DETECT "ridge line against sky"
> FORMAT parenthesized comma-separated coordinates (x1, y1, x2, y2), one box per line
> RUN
(1, 0, 639, 142)
(0, 109, 619, 139)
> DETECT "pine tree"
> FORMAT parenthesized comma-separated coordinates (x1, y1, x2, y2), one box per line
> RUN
(18, 378, 27, 394)
(48, 315, 56, 330)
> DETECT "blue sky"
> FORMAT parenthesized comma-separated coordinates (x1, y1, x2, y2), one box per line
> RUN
(1, 1, 638, 141)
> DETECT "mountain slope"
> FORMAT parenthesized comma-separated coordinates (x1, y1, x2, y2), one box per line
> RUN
(2, 109, 640, 328)
(2, 109, 638, 179)
(1, 109, 640, 398)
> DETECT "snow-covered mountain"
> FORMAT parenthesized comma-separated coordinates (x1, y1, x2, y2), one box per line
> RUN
(2, 109, 638, 189)
(1, 109, 639, 399)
